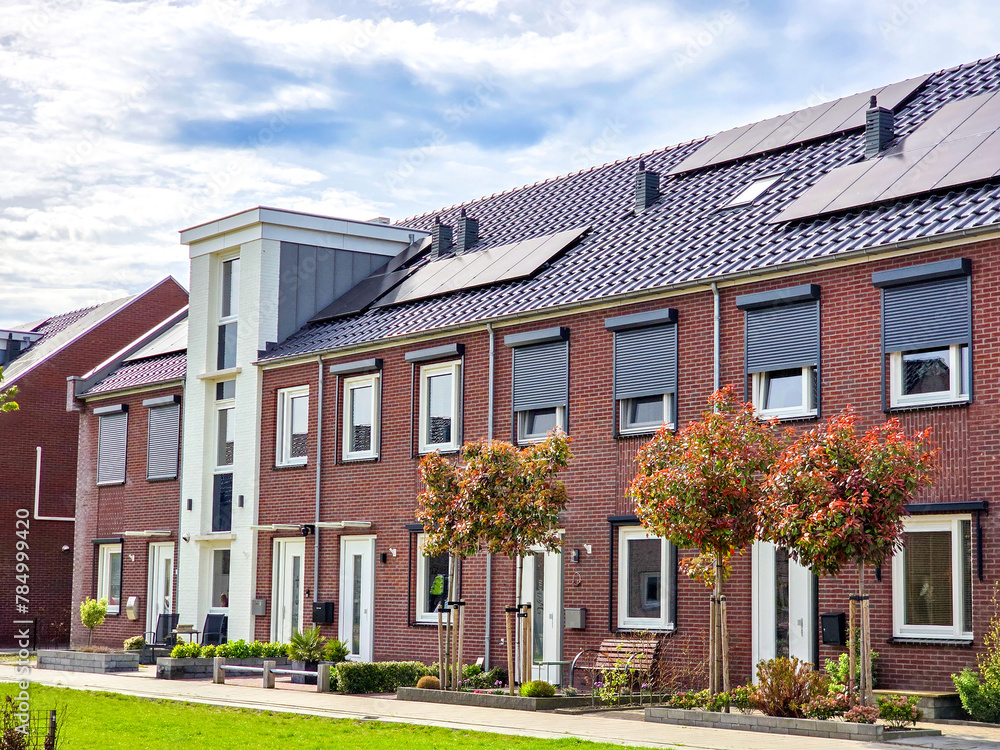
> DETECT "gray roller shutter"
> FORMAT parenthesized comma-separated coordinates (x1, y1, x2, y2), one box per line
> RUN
(614, 325, 677, 400)
(97, 412, 128, 485)
(882, 275, 971, 352)
(147, 404, 180, 480)
(512, 341, 569, 411)
(745, 301, 819, 373)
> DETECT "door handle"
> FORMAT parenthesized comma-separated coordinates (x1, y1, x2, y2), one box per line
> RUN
(797, 617, 803, 635)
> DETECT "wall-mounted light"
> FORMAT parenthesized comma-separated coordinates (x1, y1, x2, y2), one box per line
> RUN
(61, 545, 71, 553)
(186, 498, 192, 511)
(389, 548, 397, 558)
(583, 544, 592, 555)
(182, 534, 191, 543)
(238, 495, 244, 508)
(128, 554, 135, 562)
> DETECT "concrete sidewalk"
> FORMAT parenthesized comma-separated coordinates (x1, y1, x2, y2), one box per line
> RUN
(0, 664, 988, 750)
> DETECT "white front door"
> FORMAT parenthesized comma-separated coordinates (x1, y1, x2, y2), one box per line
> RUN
(339, 536, 375, 662)
(752, 540, 817, 675)
(273, 538, 305, 642)
(521, 547, 563, 684)
(147, 542, 174, 634)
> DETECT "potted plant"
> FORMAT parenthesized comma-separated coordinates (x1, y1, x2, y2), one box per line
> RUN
(288, 626, 326, 685)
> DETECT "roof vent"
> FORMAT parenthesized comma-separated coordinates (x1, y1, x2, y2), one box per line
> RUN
(635, 160, 660, 212)
(455, 209, 479, 255)
(430, 218, 453, 260)
(865, 95, 894, 159)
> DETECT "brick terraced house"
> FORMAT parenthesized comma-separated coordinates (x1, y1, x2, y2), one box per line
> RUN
(0, 277, 187, 648)
(72, 54, 1000, 691)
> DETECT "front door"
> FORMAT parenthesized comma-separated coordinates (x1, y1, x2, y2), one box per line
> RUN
(147, 542, 174, 635)
(752, 540, 817, 674)
(273, 538, 305, 642)
(521, 547, 563, 684)
(339, 536, 375, 662)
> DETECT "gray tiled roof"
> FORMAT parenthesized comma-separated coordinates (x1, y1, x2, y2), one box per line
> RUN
(83, 351, 187, 396)
(265, 54, 1000, 362)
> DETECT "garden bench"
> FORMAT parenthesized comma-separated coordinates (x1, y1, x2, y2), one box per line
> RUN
(212, 657, 331, 692)
(569, 637, 663, 695)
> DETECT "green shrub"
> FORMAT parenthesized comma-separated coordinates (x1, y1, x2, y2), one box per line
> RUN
(262, 642, 286, 659)
(704, 691, 729, 712)
(753, 657, 829, 718)
(844, 704, 879, 724)
(123, 635, 144, 651)
(802, 691, 849, 720)
(953, 592, 1000, 723)
(218, 639, 252, 659)
(667, 689, 709, 709)
(288, 627, 326, 662)
(322, 638, 349, 664)
(332, 661, 432, 694)
(824, 639, 878, 690)
(169, 641, 201, 658)
(247, 641, 265, 658)
(463, 666, 508, 690)
(729, 685, 755, 715)
(878, 693, 922, 729)
(79, 597, 108, 645)
(519, 680, 556, 698)
(200, 644, 217, 659)
(416, 675, 441, 690)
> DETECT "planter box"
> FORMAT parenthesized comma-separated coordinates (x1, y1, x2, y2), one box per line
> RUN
(37, 650, 139, 674)
(645, 707, 942, 742)
(872, 690, 963, 720)
(397, 687, 595, 711)
(290, 660, 318, 685)
(156, 656, 289, 680)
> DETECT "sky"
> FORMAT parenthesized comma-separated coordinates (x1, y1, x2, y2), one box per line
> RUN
(2, 0, 1000, 327)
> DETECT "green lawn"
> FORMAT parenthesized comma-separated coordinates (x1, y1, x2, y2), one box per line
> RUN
(1, 684, 653, 750)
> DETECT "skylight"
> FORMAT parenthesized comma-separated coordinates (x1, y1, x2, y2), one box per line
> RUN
(725, 175, 782, 208)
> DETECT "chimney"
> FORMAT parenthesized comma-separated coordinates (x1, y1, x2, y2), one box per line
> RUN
(430, 217, 453, 260)
(865, 95, 894, 159)
(635, 159, 660, 212)
(455, 209, 479, 255)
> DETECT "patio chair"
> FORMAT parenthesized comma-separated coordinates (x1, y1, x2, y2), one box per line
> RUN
(201, 613, 228, 646)
(141, 613, 179, 664)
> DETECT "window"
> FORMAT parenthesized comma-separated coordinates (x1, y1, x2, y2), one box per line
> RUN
(607, 311, 677, 436)
(277, 386, 309, 466)
(213, 382, 234, 532)
(211, 548, 231, 609)
(752, 366, 817, 419)
(216, 406, 234, 468)
(892, 515, 972, 640)
(415, 534, 450, 623)
(725, 174, 781, 208)
(217, 256, 239, 370)
(518, 406, 565, 442)
(419, 361, 461, 453)
(617, 527, 674, 630)
(737, 285, 821, 421)
(343, 374, 379, 460)
(97, 543, 123, 615)
(874, 258, 972, 409)
(96, 408, 128, 485)
(890, 344, 969, 408)
(146, 401, 180, 480)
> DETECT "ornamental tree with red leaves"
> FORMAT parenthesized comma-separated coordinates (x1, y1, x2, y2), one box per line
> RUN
(758, 409, 936, 705)
(630, 386, 782, 695)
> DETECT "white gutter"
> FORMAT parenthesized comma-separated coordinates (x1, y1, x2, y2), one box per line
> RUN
(34, 447, 74, 522)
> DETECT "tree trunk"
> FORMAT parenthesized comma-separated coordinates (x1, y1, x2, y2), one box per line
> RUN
(848, 594, 856, 706)
(443, 554, 454, 689)
(437, 607, 445, 687)
(859, 562, 872, 707)
(454, 558, 463, 691)
(715, 553, 729, 696)
(505, 606, 515, 696)
(708, 587, 717, 695)
(88, 627, 93, 646)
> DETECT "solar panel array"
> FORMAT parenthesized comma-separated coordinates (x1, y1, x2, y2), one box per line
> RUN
(668, 75, 930, 175)
(373, 226, 588, 308)
(772, 89, 1000, 223)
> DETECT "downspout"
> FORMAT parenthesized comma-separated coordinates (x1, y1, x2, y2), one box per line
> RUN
(313, 355, 323, 601)
(712, 283, 721, 395)
(485, 322, 495, 666)
(34, 447, 74, 522)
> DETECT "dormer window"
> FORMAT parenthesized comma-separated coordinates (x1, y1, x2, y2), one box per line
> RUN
(725, 175, 781, 208)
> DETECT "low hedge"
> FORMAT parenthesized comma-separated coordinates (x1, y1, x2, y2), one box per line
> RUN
(332, 661, 432, 694)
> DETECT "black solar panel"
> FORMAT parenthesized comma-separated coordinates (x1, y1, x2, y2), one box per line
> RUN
(669, 74, 930, 175)
(772, 89, 1000, 223)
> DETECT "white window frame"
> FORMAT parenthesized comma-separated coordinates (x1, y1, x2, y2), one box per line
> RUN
(97, 543, 123, 615)
(215, 403, 235, 472)
(889, 344, 969, 408)
(752, 366, 817, 420)
(617, 526, 673, 630)
(418, 360, 462, 453)
(725, 174, 782, 208)
(210, 547, 232, 611)
(342, 373, 380, 461)
(276, 385, 309, 467)
(216, 254, 240, 371)
(517, 406, 566, 444)
(619, 393, 673, 435)
(892, 514, 973, 641)
(415, 533, 449, 624)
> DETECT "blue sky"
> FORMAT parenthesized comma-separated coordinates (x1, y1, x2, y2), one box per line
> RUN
(2, 0, 999, 326)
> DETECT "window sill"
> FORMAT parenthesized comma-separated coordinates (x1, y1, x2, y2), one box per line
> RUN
(340, 456, 380, 464)
(887, 399, 970, 414)
(146, 475, 178, 483)
(887, 636, 973, 647)
(272, 463, 309, 471)
(614, 625, 676, 635)
(757, 411, 817, 423)
(417, 447, 461, 456)
(618, 426, 675, 439)
(410, 619, 439, 627)
(197, 366, 242, 381)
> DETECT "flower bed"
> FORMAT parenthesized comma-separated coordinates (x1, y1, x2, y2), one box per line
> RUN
(645, 707, 941, 741)
(37, 649, 138, 674)
(396, 687, 594, 711)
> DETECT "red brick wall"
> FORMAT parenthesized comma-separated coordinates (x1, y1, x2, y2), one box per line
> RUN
(252, 239, 999, 690)
(70, 384, 183, 648)
(0, 277, 186, 648)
